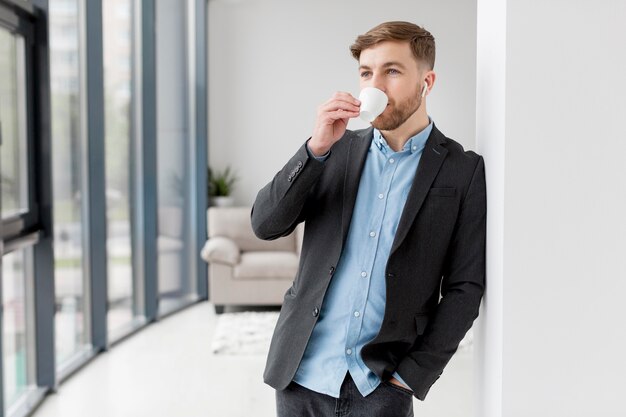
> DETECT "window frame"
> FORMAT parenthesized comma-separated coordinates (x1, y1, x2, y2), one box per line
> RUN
(0, 2, 54, 416)
(0, 3, 41, 244)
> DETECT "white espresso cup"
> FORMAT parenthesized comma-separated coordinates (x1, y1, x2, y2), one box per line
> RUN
(358, 87, 388, 122)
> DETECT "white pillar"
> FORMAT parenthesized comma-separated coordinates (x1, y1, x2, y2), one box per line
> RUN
(474, 0, 506, 415)
(475, 1, 626, 416)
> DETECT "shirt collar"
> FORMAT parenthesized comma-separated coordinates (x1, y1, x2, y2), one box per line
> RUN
(373, 116, 434, 155)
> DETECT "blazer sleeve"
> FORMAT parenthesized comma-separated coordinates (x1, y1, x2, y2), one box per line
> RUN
(395, 155, 487, 400)
(251, 139, 326, 240)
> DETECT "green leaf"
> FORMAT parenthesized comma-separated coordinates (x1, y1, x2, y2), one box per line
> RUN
(207, 165, 239, 198)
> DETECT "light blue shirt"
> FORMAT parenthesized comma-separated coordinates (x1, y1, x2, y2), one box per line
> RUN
(294, 117, 434, 398)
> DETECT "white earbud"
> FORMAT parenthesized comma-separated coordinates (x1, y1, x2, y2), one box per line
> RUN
(421, 81, 428, 98)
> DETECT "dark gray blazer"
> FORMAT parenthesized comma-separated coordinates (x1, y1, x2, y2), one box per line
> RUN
(251, 124, 486, 401)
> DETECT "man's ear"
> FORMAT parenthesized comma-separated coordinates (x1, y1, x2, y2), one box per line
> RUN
(422, 70, 437, 94)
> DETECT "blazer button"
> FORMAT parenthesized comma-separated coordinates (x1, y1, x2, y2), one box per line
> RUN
(312, 307, 319, 317)
(329, 266, 335, 275)
(297, 160, 303, 168)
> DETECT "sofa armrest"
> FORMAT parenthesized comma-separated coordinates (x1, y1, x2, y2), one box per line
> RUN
(200, 236, 241, 266)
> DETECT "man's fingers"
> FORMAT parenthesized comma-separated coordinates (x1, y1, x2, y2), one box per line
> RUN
(319, 100, 361, 115)
(323, 92, 361, 107)
(333, 91, 361, 105)
(323, 109, 360, 122)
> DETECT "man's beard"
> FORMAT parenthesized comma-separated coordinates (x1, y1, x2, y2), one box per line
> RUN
(372, 91, 422, 131)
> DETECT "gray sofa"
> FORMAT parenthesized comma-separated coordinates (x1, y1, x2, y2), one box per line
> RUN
(200, 206, 303, 314)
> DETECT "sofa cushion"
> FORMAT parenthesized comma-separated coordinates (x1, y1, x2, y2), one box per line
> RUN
(233, 251, 298, 281)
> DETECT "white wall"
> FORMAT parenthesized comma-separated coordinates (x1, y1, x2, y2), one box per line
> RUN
(208, 0, 477, 205)
(476, 1, 626, 416)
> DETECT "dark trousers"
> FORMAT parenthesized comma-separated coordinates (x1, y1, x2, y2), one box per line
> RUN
(275, 371, 414, 417)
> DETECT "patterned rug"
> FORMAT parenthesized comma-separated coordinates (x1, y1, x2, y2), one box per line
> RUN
(210, 311, 279, 355)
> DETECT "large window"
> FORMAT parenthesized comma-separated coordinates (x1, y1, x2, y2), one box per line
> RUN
(0, 28, 28, 220)
(103, 0, 137, 338)
(1, 249, 35, 409)
(49, 0, 91, 370)
(0, 0, 207, 413)
(155, 0, 198, 314)
(0, 18, 40, 415)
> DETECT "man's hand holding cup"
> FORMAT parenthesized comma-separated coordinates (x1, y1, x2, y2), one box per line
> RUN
(308, 88, 389, 157)
(309, 92, 361, 157)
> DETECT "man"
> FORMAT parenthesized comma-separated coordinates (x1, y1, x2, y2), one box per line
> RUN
(251, 21, 486, 417)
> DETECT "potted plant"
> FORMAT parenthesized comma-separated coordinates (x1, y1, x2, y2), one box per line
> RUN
(208, 166, 238, 207)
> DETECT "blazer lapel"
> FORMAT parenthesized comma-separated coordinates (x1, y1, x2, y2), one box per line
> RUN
(341, 127, 373, 247)
(390, 124, 449, 255)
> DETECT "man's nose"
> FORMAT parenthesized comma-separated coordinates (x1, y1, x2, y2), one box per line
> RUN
(370, 73, 386, 92)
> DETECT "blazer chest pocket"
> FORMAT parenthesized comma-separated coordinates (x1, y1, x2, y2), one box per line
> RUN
(428, 187, 456, 197)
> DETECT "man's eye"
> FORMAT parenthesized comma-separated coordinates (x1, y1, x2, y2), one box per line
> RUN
(388, 68, 400, 75)
(360, 71, 371, 77)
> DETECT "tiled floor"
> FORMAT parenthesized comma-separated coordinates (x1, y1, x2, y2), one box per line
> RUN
(32, 302, 474, 417)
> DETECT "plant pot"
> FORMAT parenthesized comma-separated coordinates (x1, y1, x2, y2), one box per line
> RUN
(211, 196, 235, 207)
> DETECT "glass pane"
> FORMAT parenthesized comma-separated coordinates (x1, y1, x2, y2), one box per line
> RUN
(2, 248, 34, 407)
(49, 0, 89, 366)
(156, 0, 196, 312)
(0, 28, 29, 218)
(103, 0, 135, 334)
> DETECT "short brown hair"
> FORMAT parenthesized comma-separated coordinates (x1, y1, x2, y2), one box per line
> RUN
(349, 21, 436, 70)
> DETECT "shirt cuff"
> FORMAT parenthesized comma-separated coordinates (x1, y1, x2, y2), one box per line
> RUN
(391, 371, 410, 389)
(305, 139, 330, 161)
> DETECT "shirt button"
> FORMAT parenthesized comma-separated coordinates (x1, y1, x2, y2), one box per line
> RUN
(369, 231, 376, 237)
(346, 348, 352, 355)
(361, 271, 367, 277)
(389, 158, 395, 163)
(378, 193, 384, 199)
(412, 146, 417, 151)
(312, 307, 319, 317)
(354, 311, 360, 317)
